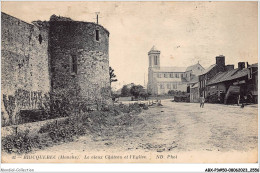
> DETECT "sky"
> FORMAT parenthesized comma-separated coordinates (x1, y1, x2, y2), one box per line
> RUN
(2, 1, 258, 90)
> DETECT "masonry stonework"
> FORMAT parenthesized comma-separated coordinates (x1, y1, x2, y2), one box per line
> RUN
(49, 18, 111, 105)
(1, 13, 111, 125)
(1, 13, 50, 125)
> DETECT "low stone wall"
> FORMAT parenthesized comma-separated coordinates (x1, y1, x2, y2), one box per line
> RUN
(1, 116, 69, 138)
(118, 97, 132, 101)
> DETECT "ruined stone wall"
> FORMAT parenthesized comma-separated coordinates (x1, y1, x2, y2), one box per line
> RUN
(49, 21, 111, 106)
(1, 13, 50, 125)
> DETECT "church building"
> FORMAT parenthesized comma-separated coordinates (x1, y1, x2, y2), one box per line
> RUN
(147, 46, 205, 95)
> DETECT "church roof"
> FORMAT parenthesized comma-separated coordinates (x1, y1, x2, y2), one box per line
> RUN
(186, 62, 204, 71)
(152, 66, 186, 72)
(150, 45, 158, 51)
(148, 46, 160, 54)
(185, 62, 205, 76)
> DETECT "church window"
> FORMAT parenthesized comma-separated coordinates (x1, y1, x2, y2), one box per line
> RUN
(154, 56, 158, 65)
(170, 73, 173, 78)
(167, 84, 171, 89)
(172, 83, 177, 89)
(164, 73, 167, 78)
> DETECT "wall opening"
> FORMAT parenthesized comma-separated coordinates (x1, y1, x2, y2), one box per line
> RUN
(39, 34, 42, 44)
(154, 56, 158, 65)
(95, 30, 100, 41)
(71, 55, 77, 74)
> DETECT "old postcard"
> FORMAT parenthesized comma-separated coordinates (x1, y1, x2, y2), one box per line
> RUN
(1, 1, 258, 164)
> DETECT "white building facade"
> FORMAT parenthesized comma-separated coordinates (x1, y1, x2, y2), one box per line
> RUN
(147, 46, 205, 95)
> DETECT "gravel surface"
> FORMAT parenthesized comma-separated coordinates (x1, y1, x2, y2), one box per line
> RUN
(2, 99, 257, 163)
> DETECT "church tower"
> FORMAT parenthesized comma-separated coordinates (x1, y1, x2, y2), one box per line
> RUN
(148, 46, 160, 69)
(147, 46, 160, 95)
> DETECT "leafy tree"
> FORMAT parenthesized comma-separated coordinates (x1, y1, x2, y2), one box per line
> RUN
(168, 90, 176, 95)
(140, 91, 149, 100)
(121, 85, 131, 97)
(130, 85, 144, 98)
(109, 67, 118, 85)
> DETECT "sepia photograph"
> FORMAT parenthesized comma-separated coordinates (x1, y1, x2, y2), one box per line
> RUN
(1, 1, 258, 166)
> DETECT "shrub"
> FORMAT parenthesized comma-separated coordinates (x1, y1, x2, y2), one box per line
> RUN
(2, 130, 41, 154)
(39, 117, 86, 143)
(2, 102, 145, 154)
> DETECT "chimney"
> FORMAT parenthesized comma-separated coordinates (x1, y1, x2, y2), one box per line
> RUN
(225, 65, 234, 71)
(238, 62, 245, 70)
(216, 55, 225, 67)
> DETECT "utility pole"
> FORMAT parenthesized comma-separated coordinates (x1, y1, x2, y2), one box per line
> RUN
(144, 73, 146, 88)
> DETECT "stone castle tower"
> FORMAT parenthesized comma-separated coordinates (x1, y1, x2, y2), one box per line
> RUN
(48, 15, 111, 104)
(1, 13, 111, 125)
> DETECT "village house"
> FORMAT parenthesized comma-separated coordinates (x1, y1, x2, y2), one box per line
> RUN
(207, 62, 258, 104)
(188, 76, 200, 102)
(147, 46, 205, 95)
(198, 55, 235, 98)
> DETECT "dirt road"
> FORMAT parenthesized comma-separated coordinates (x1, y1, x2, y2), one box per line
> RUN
(3, 100, 258, 163)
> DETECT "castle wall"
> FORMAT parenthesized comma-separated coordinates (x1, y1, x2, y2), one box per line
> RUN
(49, 21, 111, 105)
(1, 13, 50, 124)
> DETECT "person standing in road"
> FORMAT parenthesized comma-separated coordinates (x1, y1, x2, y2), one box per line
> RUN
(201, 96, 205, 108)
(200, 95, 205, 108)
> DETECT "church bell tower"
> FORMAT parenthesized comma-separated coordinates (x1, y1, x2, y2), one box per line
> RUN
(147, 46, 160, 95)
(148, 46, 160, 69)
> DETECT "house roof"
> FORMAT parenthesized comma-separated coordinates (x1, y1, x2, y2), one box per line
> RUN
(207, 68, 249, 85)
(249, 63, 258, 68)
(189, 75, 199, 84)
(191, 82, 199, 88)
(152, 66, 186, 72)
(201, 64, 217, 75)
(181, 77, 188, 83)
